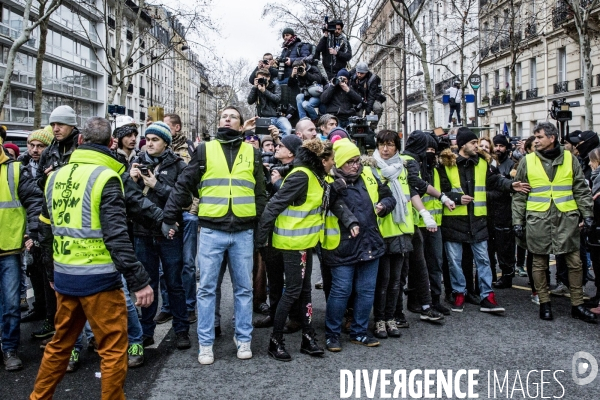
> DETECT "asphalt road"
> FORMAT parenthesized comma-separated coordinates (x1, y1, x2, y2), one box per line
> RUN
(3, 258, 600, 400)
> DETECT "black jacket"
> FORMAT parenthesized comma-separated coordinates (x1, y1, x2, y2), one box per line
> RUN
(247, 81, 282, 118)
(17, 153, 39, 180)
(162, 129, 267, 232)
(321, 84, 362, 120)
(279, 38, 311, 79)
(37, 128, 80, 189)
(350, 71, 382, 115)
(315, 35, 352, 79)
(39, 145, 150, 292)
(438, 150, 514, 243)
(130, 149, 187, 237)
(288, 66, 326, 99)
(322, 171, 396, 267)
(487, 154, 515, 228)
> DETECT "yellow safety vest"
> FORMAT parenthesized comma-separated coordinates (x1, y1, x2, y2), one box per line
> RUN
(372, 166, 414, 237)
(321, 168, 379, 250)
(0, 162, 26, 251)
(45, 149, 124, 275)
(526, 150, 578, 212)
(198, 141, 256, 218)
(418, 169, 443, 227)
(272, 167, 324, 250)
(443, 159, 488, 217)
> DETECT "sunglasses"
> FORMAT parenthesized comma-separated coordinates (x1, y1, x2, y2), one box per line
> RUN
(245, 135, 259, 141)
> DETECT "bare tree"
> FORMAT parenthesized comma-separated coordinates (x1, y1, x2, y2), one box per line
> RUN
(33, 0, 55, 129)
(0, 0, 62, 112)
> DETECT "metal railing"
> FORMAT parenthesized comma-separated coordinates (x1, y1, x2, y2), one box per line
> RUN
(526, 88, 538, 99)
(491, 96, 501, 106)
(553, 81, 569, 94)
(552, 2, 571, 28)
(515, 91, 523, 101)
(575, 78, 583, 90)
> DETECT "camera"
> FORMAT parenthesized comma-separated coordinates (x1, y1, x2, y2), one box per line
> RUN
(297, 66, 305, 74)
(261, 59, 270, 65)
(277, 104, 297, 119)
(322, 16, 337, 33)
(139, 165, 150, 176)
(331, 77, 340, 86)
(347, 115, 379, 153)
(261, 151, 277, 166)
(275, 57, 286, 81)
(257, 77, 267, 86)
(270, 164, 291, 177)
(550, 98, 579, 122)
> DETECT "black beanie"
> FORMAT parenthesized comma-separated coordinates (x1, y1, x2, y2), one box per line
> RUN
(492, 134, 510, 149)
(456, 127, 478, 149)
(282, 28, 295, 38)
(281, 135, 302, 155)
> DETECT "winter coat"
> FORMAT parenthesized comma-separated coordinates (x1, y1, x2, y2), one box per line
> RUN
(115, 148, 137, 166)
(288, 66, 326, 98)
(37, 128, 80, 189)
(438, 149, 514, 243)
(322, 171, 396, 267)
(162, 129, 267, 233)
(315, 34, 352, 79)
(512, 146, 593, 254)
(247, 80, 282, 118)
(321, 84, 362, 120)
(487, 154, 515, 228)
(171, 135, 199, 215)
(350, 71, 382, 114)
(17, 152, 40, 179)
(279, 38, 311, 80)
(130, 149, 187, 237)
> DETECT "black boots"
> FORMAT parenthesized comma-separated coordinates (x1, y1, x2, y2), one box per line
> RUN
(571, 305, 598, 324)
(492, 275, 513, 289)
(539, 302, 553, 320)
(300, 330, 324, 357)
(268, 333, 291, 361)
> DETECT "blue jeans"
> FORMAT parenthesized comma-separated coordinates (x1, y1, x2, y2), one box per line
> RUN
(197, 228, 253, 346)
(0, 255, 21, 352)
(135, 235, 189, 338)
(325, 259, 379, 339)
(270, 117, 292, 137)
(445, 241, 493, 298)
(74, 321, 94, 352)
(296, 93, 320, 120)
(161, 212, 198, 313)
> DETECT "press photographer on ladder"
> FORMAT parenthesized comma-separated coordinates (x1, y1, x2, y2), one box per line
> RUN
(248, 69, 293, 137)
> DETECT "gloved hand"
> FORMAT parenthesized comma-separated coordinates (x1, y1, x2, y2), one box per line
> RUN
(514, 225, 524, 238)
(419, 209, 438, 231)
(583, 217, 595, 234)
(161, 222, 178, 239)
(330, 178, 347, 193)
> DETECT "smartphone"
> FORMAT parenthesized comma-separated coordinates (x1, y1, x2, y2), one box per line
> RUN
(255, 117, 272, 136)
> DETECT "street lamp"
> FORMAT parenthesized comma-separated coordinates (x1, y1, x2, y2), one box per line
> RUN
(402, 69, 423, 149)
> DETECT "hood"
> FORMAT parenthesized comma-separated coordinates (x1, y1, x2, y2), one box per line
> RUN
(70, 144, 125, 175)
(361, 155, 378, 168)
(294, 147, 325, 176)
(439, 148, 457, 167)
(405, 130, 430, 158)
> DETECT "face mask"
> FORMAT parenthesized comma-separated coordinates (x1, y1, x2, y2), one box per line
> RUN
(426, 152, 436, 167)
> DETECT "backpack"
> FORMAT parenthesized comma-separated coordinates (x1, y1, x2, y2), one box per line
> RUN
(296, 42, 316, 59)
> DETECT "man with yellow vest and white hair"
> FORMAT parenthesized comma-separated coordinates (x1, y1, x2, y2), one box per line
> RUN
(513, 122, 597, 323)
(0, 141, 42, 371)
(438, 127, 530, 314)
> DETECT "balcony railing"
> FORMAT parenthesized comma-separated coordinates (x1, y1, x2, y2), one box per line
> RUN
(406, 90, 424, 105)
(500, 37, 510, 49)
(552, 2, 571, 28)
(554, 81, 569, 94)
(515, 91, 523, 101)
(575, 78, 584, 90)
(525, 23, 537, 37)
(503, 93, 511, 104)
(526, 88, 539, 99)
(491, 43, 500, 54)
(491, 96, 501, 106)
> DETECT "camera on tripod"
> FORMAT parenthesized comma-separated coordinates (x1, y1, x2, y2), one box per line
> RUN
(550, 98, 579, 122)
(322, 16, 337, 33)
(347, 115, 379, 153)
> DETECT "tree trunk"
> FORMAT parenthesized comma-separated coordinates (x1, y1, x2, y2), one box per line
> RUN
(511, 52, 517, 137)
(33, 3, 49, 129)
(580, 30, 593, 130)
(417, 41, 435, 129)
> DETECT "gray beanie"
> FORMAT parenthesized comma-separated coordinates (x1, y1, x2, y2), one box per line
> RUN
(49, 105, 77, 126)
(355, 62, 369, 74)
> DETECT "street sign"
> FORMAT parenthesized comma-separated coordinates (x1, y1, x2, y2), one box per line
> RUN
(469, 74, 481, 90)
(477, 108, 486, 117)
(442, 94, 475, 103)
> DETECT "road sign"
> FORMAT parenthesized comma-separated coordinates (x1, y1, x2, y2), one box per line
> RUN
(469, 74, 481, 90)
(477, 108, 486, 117)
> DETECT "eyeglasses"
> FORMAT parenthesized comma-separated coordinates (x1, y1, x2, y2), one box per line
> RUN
(345, 158, 361, 167)
(245, 135, 259, 141)
(378, 143, 396, 149)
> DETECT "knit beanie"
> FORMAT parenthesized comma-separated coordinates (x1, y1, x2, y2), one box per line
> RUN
(145, 121, 172, 145)
(28, 125, 54, 146)
(49, 105, 77, 126)
(355, 62, 369, 74)
(3, 143, 19, 158)
(337, 69, 350, 79)
(282, 27, 295, 38)
(261, 135, 273, 145)
(333, 138, 360, 168)
(327, 127, 349, 142)
(456, 127, 478, 149)
(280, 135, 302, 156)
(492, 134, 510, 149)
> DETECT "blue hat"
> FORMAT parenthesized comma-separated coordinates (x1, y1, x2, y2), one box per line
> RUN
(145, 121, 172, 145)
(337, 69, 350, 79)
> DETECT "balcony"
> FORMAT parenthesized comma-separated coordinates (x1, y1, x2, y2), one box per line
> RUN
(503, 93, 511, 104)
(500, 37, 510, 50)
(140, 87, 146, 97)
(526, 88, 539, 99)
(406, 90, 424, 105)
(491, 96, 501, 106)
(575, 78, 583, 90)
(525, 23, 537, 38)
(552, 2, 571, 29)
(435, 77, 458, 96)
(554, 81, 569, 94)
(515, 91, 523, 101)
(127, 84, 133, 93)
(491, 43, 500, 54)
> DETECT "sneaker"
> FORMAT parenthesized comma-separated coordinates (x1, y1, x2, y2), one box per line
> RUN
(20, 297, 29, 311)
(394, 313, 410, 328)
(314, 279, 323, 290)
(142, 336, 155, 347)
(350, 334, 380, 347)
(154, 311, 173, 324)
(550, 282, 570, 297)
(40, 337, 53, 349)
(372, 320, 388, 339)
(3, 350, 23, 371)
(127, 344, 145, 368)
(420, 307, 445, 322)
(326, 336, 342, 352)
(198, 345, 214, 365)
(176, 331, 191, 350)
(66, 349, 80, 373)
(531, 293, 540, 305)
(385, 320, 401, 338)
(187, 311, 197, 324)
(233, 336, 252, 360)
(465, 293, 481, 305)
(515, 266, 528, 277)
(452, 293, 465, 312)
(31, 319, 55, 339)
(432, 302, 451, 316)
(480, 292, 505, 313)
(87, 337, 99, 352)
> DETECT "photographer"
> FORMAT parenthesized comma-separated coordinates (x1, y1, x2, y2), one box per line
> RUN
(315, 20, 352, 80)
(289, 60, 325, 121)
(248, 69, 293, 137)
(278, 28, 311, 84)
(248, 53, 279, 84)
(350, 62, 384, 118)
(320, 69, 362, 128)
(318, 114, 339, 139)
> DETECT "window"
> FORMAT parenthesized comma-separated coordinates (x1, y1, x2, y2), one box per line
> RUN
(530, 58, 537, 89)
(504, 67, 510, 88)
(516, 63, 522, 87)
(483, 74, 489, 96)
(558, 47, 566, 82)
(494, 70, 500, 90)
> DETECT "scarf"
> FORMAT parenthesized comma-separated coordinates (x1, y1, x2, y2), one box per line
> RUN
(332, 164, 363, 184)
(373, 150, 407, 224)
(171, 133, 188, 151)
(216, 128, 243, 144)
(143, 150, 169, 168)
(282, 35, 297, 49)
(592, 168, 600, 195)
(539, 142, 561, 160)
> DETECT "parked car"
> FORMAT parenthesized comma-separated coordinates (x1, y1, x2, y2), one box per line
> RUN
(4, 130, 31, 154)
